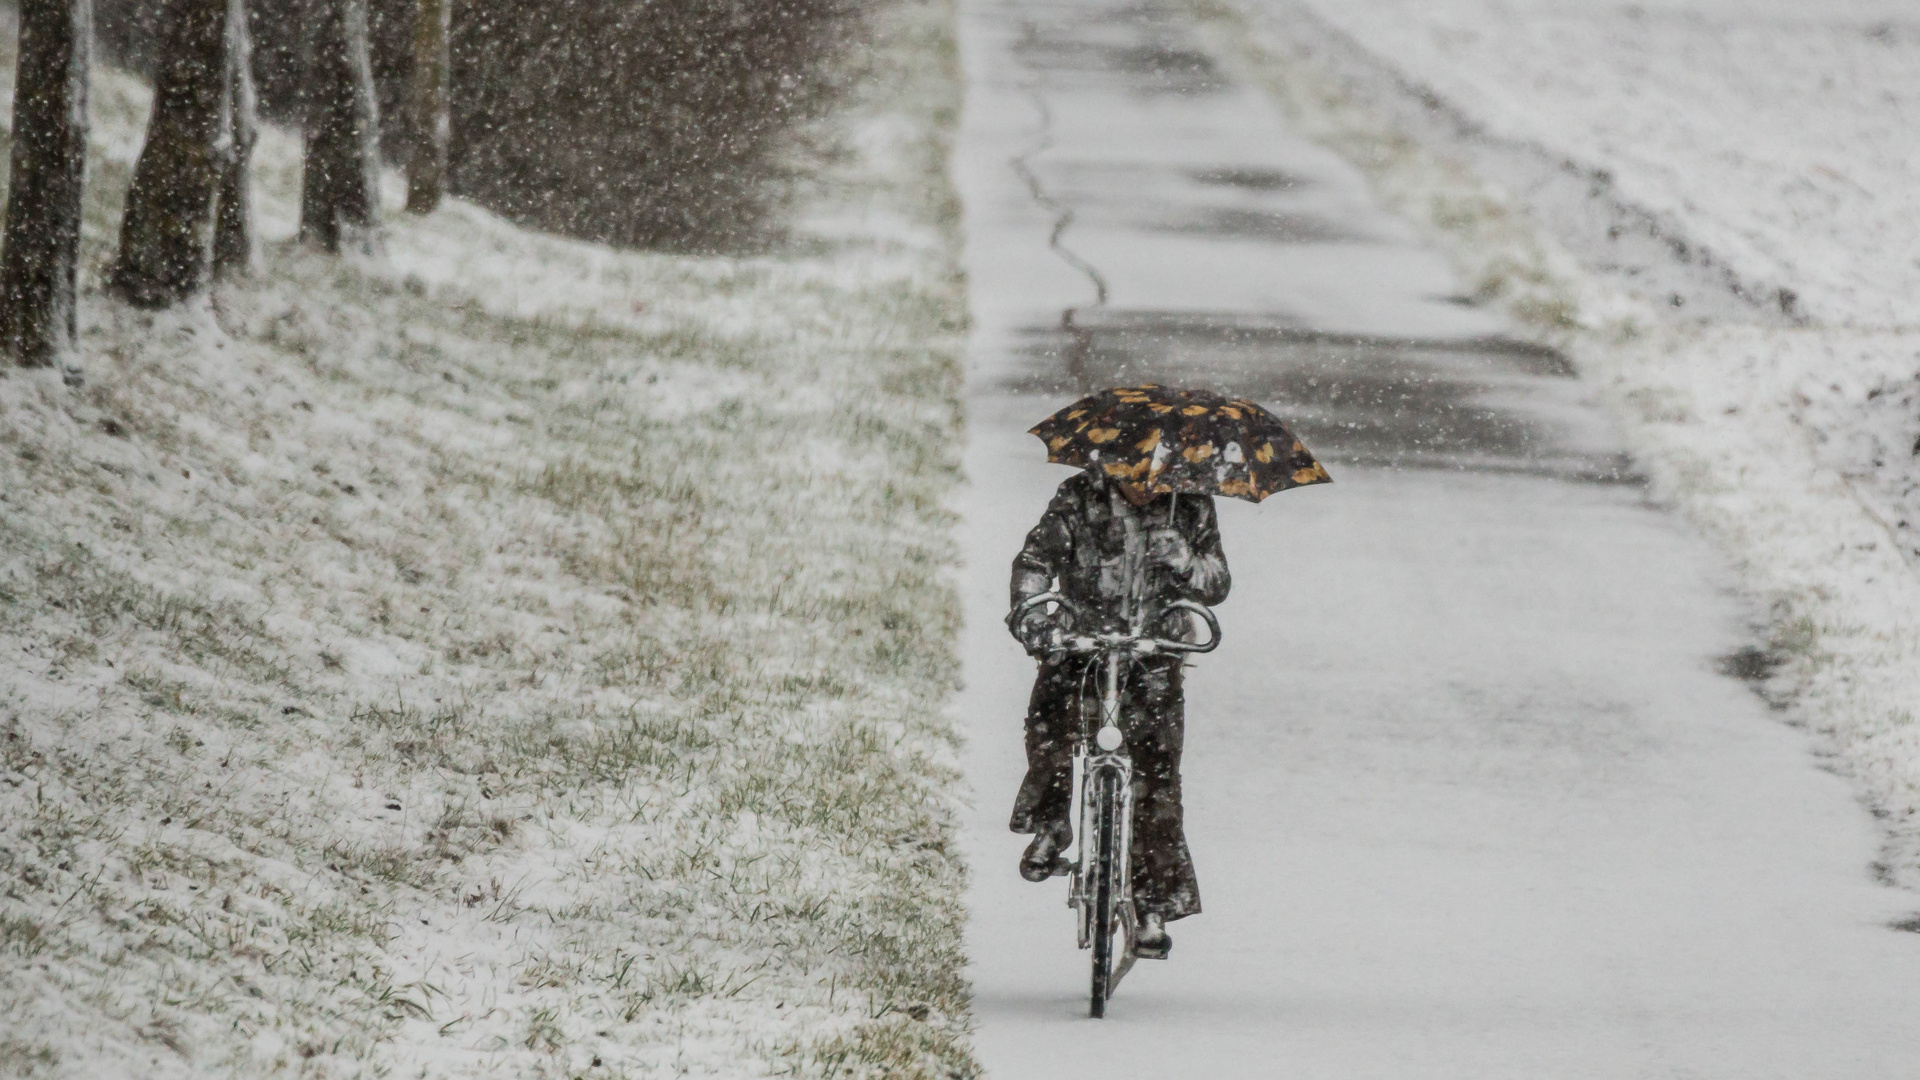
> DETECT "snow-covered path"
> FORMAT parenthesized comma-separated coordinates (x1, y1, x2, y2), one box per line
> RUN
(953, 0, 1920, 1075)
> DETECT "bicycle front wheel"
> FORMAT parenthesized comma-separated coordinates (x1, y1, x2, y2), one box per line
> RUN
(1088, 765, 1121, 1018)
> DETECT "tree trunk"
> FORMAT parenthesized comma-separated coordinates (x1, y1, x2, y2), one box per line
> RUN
(300, 0, 381, 253)
(0, 0, 92, 367)
(404, 0, 447, 214)
(110, 0, 232, 307)
(213, 0, 258, 278)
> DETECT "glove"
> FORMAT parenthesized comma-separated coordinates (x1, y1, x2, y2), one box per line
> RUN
(1012, 612, 1061, 657)
(1146, 527, 1193, 575)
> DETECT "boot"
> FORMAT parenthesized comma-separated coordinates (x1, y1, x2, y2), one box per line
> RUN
(1019, 824, 1072, 882)
(1133, 911, 1170, 959)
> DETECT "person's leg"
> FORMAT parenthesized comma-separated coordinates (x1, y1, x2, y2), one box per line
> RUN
(1011, 659, 1079, 877)
(1126, 660, 1200, 923)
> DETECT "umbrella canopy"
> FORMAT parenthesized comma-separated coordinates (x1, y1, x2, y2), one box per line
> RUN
(1029, 385, 1331, 502)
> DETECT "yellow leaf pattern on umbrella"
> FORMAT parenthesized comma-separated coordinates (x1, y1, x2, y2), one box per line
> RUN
(1027, 385, 1330, 503)
(1216, 477, 1257, 499)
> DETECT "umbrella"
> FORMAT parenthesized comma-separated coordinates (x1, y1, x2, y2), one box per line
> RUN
(1029, 384, 1331, 502)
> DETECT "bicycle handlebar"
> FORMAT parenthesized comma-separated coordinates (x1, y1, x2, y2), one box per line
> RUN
(1009, 591, 1221, 656)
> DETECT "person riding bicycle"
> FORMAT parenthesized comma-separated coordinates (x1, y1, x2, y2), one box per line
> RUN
(1009, 464, 1230, 960)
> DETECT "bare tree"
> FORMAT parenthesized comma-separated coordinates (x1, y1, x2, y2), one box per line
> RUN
(110, 0, 235, 307)
(301, 0, 380, 252)
(0, 0, 92, 367)
(214, 0, 258, 278)
(405, 0, 448, 214)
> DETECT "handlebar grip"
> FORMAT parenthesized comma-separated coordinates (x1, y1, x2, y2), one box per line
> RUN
(1010, 591, 1069, 621)
(1150, 599, 1222, 654)
(1008, 591, 1079, 634)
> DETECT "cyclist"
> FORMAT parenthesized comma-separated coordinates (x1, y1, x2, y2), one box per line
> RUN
(1009, 465, 1230, 959)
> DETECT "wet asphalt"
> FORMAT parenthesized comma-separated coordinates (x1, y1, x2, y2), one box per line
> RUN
(955, 0, 1920, 1075)
(997, 0, 1631, 484)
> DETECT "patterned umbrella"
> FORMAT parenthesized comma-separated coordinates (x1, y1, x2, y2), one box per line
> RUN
(1029, 385, 1331, 502)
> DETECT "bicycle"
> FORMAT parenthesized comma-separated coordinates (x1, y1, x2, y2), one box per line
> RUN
(1010, 590, 1221, 1018)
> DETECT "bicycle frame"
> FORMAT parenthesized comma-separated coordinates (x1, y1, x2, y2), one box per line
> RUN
(1010, 590, 1219, 1016)
(1072, 648, 1139, 1008)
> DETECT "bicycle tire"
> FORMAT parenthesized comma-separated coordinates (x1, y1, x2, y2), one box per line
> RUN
(1089, 766, 1119, 1018)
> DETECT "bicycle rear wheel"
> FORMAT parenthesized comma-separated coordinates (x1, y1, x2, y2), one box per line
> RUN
(1088, 766, 1120, 1018)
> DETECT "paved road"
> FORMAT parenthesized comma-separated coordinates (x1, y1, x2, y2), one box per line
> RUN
(952, 0, 1920, 1076)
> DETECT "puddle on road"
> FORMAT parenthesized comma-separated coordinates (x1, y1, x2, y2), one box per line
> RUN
(1012, 3, 1232, 96)
(1031, 160, 1383, 245)
(1009, 310, 1639, 483)
(1187, 166, 1305, 192)
(1012, 33, 1230, 96)
(1143, 206, 1365, 244)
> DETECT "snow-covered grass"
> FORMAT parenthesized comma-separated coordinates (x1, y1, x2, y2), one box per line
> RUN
(1226, 0, 1920, 329)
(0, 0, 977, 1076)
(1198, 0, 1920, 892)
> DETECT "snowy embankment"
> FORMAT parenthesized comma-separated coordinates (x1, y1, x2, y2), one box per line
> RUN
(1198, 0, 1920, 889)
(0, 1, 975, 1076)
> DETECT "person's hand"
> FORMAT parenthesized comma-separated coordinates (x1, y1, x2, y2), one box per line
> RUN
(1015, 614, 1061, 657)
(1146, 527, 1192, 575)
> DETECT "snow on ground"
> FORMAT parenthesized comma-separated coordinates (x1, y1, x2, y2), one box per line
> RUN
(1201, 0, 1920, 890)
(1232, 0, 1920, 328)
(0, 1, 977, 1076)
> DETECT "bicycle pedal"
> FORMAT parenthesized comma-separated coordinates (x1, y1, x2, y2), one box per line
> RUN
(1131, 935, 1170, 960)
(1131, 942, 1170, 960)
